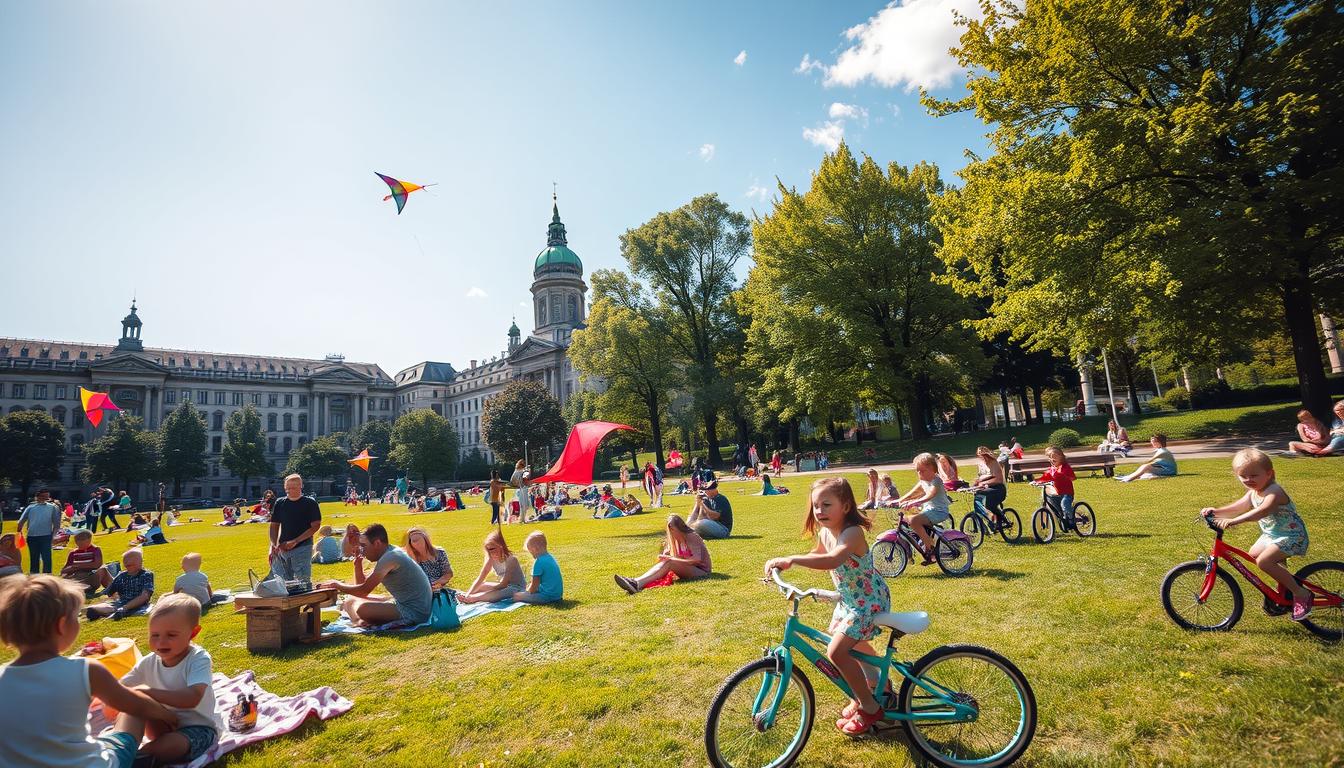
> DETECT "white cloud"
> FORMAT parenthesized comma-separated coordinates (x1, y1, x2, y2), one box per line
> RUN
(824, 0, 986, 92)
(828, 102, 869, 122)
(890, 103, 902, 118)
(699, 143, 716, 161)
(465, 286, 488, 299)
(733, 50, 747, 66)
(802, 121, 845, 151)
(795, 53, 825, 75)
(746, 181, 772, 203)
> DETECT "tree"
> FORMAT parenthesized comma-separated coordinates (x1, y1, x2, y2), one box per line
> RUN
(284, 436, 349, 493)
(569, 270, 684, 469)
(750, 145, 985, 439)
(480, 379, 566, 466)
(933, 0, 1344, 419)
(347, 419, 400, 491)
(158, 402, 208, 496)
(221, 405, 270, 498)
(620, 193, 751, 466)
(81, 414, 158, 492)
(389, 409, 458, 488)
(0, 410, 66, 501)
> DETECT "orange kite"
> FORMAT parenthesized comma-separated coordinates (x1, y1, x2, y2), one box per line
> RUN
(348, 449, 377, 472)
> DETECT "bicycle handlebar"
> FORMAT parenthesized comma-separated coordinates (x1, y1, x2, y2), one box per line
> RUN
(1200, 510, 1224, 535)
(767, 569, 840, 603)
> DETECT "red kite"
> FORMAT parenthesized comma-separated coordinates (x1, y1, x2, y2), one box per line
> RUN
(375, 172, 436, 214)
(79, 387, 121, 428)
(530, 421, 636, 486)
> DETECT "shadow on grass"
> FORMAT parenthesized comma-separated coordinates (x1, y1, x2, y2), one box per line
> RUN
(968, 567, 1025, 581)
(1087, 532, 1153, 540)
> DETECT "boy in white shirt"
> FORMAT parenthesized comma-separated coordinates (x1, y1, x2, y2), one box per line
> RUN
(172, 552, 213, 608)
(105, 594, 223, 763)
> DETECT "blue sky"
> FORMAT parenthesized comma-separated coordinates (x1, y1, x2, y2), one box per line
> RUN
(0, 1, 989, 374)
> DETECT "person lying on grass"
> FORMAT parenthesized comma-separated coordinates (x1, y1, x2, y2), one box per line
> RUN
(613, 514, 711, 594)
(1203, 448, 1314, 621)
(458, 530, 526, 604)
(317, 523, 432, 628)
(512, 531, 562, 604)
(87, 549, 154, 620)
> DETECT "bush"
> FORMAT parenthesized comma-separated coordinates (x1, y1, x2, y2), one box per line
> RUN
(1049, 428, 1082, 448)
(1164, 386, 1191, 409)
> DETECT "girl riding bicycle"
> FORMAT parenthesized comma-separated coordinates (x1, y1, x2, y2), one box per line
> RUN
(1039, 447, 1076, 525)
(1202, 448, 1313, 621)
(894, 453, 952, 564)
(763, 477, 891, 737)
(970, 446, 1007, 524)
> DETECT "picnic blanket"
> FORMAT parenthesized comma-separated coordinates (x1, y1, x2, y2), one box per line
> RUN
(321, 599, 527, 634)
(89, 670, 353, 768)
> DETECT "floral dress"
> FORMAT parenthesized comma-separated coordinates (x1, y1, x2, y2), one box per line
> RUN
(416, 547, 452, 586)
(1253, 487, 1308, 558)
(823, 527, 891, 641)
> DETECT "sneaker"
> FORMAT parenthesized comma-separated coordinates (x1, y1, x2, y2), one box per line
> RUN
(1292, 592, 1313, 621)
(613, 575, 639, 595)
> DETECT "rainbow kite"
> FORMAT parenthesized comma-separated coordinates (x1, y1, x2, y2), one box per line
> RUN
(79, 387, 121, 428)
(347, 449, 377, 472)
(375, 172, 436, 215)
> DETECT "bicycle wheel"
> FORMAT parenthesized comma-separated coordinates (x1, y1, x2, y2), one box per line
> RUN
(958, 514, 985, 550)
(996, 508, 1023, 544)
(1295, 560, 1344, 642)
(1160, 561, 1244, 632)
(1031, 507, 1054, 544)
(872, 538, 909, 579)
(1072, 502, 1096, 538)
(706, 657, 815, 768)
(898, 643, 1037, 768)
(935, 536, 974, 576)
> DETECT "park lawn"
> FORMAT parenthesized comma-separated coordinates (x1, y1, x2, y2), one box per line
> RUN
(5, 455, 1342, 767)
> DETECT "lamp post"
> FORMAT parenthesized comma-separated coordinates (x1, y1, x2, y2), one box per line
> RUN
(1100, 349, 1120, 425)
(524, 440, 529, 467)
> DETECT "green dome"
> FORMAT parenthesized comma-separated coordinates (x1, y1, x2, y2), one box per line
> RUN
(534, 245, 583, 271)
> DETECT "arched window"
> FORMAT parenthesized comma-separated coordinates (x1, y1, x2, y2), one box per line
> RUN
(72, 409, 84, 427)
(283, 437, 293, 453)
(283, 413, 293, 431)
(298, 413, 308, 432)
(212, 411, 224, 430)
(32, 405, 46, 414)
(297, 437, 307, 448)
(51, 406, 66, 426)
(267, 413, 277, 431)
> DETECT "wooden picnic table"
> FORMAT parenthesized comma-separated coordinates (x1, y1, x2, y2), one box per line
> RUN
(234, 588, 338, 652)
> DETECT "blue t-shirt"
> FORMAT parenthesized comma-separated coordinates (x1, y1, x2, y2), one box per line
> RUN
(315, 536, 343, 563)
(531, 552, 563, 602)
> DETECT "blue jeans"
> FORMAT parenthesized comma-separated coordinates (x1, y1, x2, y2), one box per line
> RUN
(270, 540, 313, 582)
(693, 519, 730, 539)
(1051, 494, 1074, 520)
(27, 534, 53, 573)
(973, 486, 1006, 519)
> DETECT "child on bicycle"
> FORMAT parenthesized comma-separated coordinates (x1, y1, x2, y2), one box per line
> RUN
(894, 453, 952, 565)
(763, 477, 891, 736)
(1202, 448, 1313, 621)
(970, 446, 1007, 525)
(1039, 447, 1077, 526)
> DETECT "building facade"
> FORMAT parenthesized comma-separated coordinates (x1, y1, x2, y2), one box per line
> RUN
(0, 197, 589, 500)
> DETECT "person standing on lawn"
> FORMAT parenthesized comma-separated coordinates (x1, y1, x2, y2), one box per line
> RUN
(268, 473, 322, 582)
(17, 488, 61, 574)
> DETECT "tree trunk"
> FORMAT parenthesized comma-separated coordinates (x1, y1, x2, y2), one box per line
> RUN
(1016, 389, 1032, 426)
(173, 477, 183, 497)
(909, 375, 933, 439)
(647, 397, 666, 470)
(1120, 352, 1143, 416)
(703, 410, 723, 468)
(788, 419, 800, 452)
(1032, 387, 1045, 425)
(1283, 270, 1332, 421)
(999, 389, 1011, 428)
(240, 476, 248, 501)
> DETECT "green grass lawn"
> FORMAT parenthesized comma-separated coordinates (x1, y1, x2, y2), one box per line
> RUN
(5, 454, 1342, 767)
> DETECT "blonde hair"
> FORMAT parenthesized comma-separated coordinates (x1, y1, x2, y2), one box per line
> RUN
(1045, 446, 1065, 461)
(484, 530, 512, 559)
(913, 452, 937, 470)
(0, 574, 85, 648)
(404, 526, 435, 561)
(151, 592, 202, 625)
(1232, 447, 1273, 474)
(803, 477, 871, 537)
(181, 552, 202, 571)
(975, 445, 994, 459)
(524, 531, 547, 551)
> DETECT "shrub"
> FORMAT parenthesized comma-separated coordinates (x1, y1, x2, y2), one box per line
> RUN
(1049, 428, 1082, 448)
(1163, 386, 1191, 409)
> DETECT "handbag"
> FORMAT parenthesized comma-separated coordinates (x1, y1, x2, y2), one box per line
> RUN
(429, 588, 460, 630)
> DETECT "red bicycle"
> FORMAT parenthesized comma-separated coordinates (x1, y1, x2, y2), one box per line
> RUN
(1160, 512, 1344, 641)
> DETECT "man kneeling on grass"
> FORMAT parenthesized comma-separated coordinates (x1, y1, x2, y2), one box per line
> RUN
(317, 523, 431, 628)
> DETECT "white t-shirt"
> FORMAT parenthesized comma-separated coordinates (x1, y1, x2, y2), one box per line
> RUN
(0, 656, 118, 767)
(174, 571, 212, 607)
(121, 644, 223, 732)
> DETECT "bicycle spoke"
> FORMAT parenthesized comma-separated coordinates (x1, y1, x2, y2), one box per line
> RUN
(908, 654, 1027, 761)
(712, 668, 808, 768)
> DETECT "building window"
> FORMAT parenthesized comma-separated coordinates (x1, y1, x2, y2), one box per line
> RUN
(213, 412, 224, 430)
(72, 409, 85, 428)
(250, 393, 261, 405)
(299, 394, 308, 406)
(51, 406, 66, 426)
(211, 486, 220, 497)
(210, 463, 219, 477)
(332, 412, 346, 431)
(33, 385, 47, 400)
(212, 436, 222, 453)
(268, 437, 277, 453)
(233, 392, 243, 406)
(284, 393, 293, 406)
(181, 389, 190, 403)
(197, 390, 208, 405)
(12, 384, 24, 398)
(297, 436, 306, 447)
(268, 394, 278, 407)
(164, 389, 177, 405)
(283, 413, 293, 431)
(215, 391, 226, 405)
(267, 413, 277, 431)
(55, 385, 66, 400)
(283, 437, 292, 453)
(297, 413, 307, 432)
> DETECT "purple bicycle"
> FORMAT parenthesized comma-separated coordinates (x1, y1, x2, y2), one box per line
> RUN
(872, 506, 975, 578)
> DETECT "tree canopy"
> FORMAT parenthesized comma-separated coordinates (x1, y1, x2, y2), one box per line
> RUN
(81, 414, 158, 492)
(159, 402, 208, 496)
(0, 409, 66, 500)
(221, 405, 271, 497)
(480, 379, 566, 466)
(389, 409, 458, 488)
(284, 436, 349, 490)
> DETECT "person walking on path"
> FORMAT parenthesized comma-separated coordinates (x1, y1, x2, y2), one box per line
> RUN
(18, 488, 62, 574)
(268, 473, 322, 582)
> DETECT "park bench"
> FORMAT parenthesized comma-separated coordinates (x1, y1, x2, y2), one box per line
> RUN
(1008, 452, 1116, 481)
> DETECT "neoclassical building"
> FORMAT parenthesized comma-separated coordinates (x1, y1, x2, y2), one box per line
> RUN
(0, 196, 590, 500)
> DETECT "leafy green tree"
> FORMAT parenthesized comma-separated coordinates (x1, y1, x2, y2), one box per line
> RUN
(569, 270, 684, 469)
(457, 447, 492, 481)
(158, 402, 208, 496)
(81, 414, 158, 492)
(221, 405, 271, 497)
(750, 146, 984, 438)
(347, 419, 399, 491)
(284, 436, 349, 493)
(561, 388, 599, 429)
(620, 193, 751, 466)
(389, 409, 459, 488)
(480, 379, 566, 466)
(0, 409, 66, 501)
(933, 0, 1344, 418)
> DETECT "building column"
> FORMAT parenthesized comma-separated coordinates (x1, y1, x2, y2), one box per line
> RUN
(318, 393, 327, 436)
(146, 387, 157, 429)
(358, 394, 365, 425)
(1077, 355, 1097, 415)
(1322, 315, 1343, 374)
(308, 395, 317, 439)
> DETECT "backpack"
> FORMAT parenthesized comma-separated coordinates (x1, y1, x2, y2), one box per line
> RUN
(429, 588, 461, 630)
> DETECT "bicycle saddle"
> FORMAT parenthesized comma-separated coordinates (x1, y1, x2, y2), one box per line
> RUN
(873, 611, 930, 635)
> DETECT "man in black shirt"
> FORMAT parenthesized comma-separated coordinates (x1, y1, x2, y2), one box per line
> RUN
(269, 473, 322, 582)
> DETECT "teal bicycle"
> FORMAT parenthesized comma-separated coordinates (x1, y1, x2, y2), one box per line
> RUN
(705, 570, 1036, 768)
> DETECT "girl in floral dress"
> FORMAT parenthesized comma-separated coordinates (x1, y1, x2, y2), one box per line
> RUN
(765, 476, 891, 736)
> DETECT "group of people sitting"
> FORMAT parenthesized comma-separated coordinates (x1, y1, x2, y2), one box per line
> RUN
(584, 485, 645, 518)
(411, 487, 467, 513)
(1286, 401, 1344, 458)
(218, 490, 276, 526)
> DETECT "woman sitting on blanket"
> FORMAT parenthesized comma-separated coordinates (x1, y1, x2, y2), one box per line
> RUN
(612, 514, 712, 594)
(404, 526, 454, 591)
(759, 474, 790, 495)
(672, 480, 691, 495)
(458, 530, 527, 604)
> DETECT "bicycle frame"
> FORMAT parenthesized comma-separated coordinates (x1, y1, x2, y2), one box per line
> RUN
(879, 509, 970, 561)
(754, 595, 977, 729)
(1200, 527, 1344, 608)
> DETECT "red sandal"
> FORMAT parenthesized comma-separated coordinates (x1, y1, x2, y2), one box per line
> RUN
(839, 706, 884, 736)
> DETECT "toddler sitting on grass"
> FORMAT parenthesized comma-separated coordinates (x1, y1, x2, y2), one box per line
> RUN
(312, 525, 345, 564)
(173, 552, 214, 609)
(512, 531, 563, 605)
(88, 549, 155, 620)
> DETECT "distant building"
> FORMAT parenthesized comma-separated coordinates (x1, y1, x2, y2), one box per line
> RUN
(0, 196, 591, 501)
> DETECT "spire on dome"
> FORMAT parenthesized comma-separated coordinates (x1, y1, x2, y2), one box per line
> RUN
(547, 189, 568, 247)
